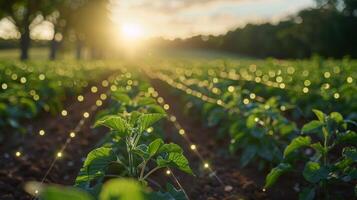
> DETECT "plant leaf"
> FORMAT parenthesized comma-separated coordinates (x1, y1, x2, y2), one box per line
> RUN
(299, 187, 315, 200)
(284, 136, 311, 158)
(264, 163, 291, 188)
(158, 143, 183, 154)
(112, 92, 131, 104)
(240, 145, 257, 167)
(39, 185, 93, 200)
(302, 120, 324, 133)
(303, 161, 329, 183)
(75, 147, 116, 186)
(148, 183, 187, 200)
(312, 109, 325, 122)
(133, 144, 149, 159)
(94, 115, 128, 135)
(311, 142, 325, 155)
(136, 113, 165, 133)
(148, 139, 164, 157)
(329, 112, 344, 123)
(157, 153, 193, 175)
(99, 178, 144, 200)
(342, 147, 357, 161)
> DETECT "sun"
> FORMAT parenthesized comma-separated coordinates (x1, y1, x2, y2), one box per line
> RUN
(121, 23, 144, 40)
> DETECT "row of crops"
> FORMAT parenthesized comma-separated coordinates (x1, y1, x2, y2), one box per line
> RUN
(1, 58, 356, 200)
(146, 58, 357, 199)
(0, 60, 117, 141)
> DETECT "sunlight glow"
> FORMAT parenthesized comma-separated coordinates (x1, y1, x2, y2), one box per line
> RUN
(121, 23, 144, 40)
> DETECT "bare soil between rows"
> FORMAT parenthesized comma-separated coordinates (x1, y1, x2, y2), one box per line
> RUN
(0, 81, 109, 200)
(0, 74, 338, 200)
(150, 78, 298, 200)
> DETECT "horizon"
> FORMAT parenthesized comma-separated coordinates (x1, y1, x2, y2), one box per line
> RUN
(0, 0, 315, 41)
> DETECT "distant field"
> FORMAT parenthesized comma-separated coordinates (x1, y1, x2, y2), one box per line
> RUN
(0, 47, 78, 61)
(0, 48, 48, 60)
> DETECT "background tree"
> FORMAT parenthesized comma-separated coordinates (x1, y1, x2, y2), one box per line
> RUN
(0, 0, 58, 60)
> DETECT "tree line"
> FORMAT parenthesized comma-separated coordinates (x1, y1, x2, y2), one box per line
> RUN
(0, 0, 111, 60)
(157, 0, 357, 59)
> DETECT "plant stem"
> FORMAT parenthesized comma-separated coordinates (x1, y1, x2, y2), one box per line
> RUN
(142, 166, 161, 180)
(139, 160, 148, 180)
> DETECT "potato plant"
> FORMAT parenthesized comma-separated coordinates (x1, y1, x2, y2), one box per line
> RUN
(74, 112, 192, 198)
(265, 110, 357, 199)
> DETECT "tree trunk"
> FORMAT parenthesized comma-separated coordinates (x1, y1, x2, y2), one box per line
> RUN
(20, 25, 30, 60)
(49, 36, 58, 60)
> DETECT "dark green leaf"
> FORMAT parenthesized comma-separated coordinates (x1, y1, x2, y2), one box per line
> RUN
(303, 161, 329, 183)
(284, 136, 311, 158)
(299, 187, 315, 200)
(148, 183, 187, 200)
(343, 147, 357, 161)
(265, 163, 291, 188)
(75, 147, 116, 186)
(240, 145, 257, 167)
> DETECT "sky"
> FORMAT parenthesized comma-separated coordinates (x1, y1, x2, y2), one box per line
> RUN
(0, 0, 315, 40)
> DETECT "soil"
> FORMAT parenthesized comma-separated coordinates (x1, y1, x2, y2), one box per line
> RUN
(150, 78, 299, 200)
(0, 81, 109, 200)
(0, 74, 353, 200)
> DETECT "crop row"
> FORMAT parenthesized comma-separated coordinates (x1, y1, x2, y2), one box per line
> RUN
(148, 58, 357, 199)
(27, 70, 194, 199)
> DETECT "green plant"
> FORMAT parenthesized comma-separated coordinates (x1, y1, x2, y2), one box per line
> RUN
(230, 98, 297, 169)
(75, 111, 192, 198)
(265, 109, 357, 199)
(26, 178, 186, 200)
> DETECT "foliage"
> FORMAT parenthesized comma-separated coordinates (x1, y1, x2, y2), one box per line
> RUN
(265, 110, 357, 199)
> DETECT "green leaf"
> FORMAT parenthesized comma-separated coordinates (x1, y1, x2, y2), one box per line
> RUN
(246, 115, 257, 128)
(338, 131, 357, 144)
(264, 163, 291, 188)
(311, 142, 325, 155)
(136, 97, 157, 106)
(136, 113, 165, 133)
(40, 185, 93, 200)
(299, 187, 315, 200)
(303, 161, 329, 183)
(94, 115, 128, 135)
(343, 147, 357, 161)
(149, 184, 187, 200)
(148, 139, 164, 157)
(312, 109, 325, 122)
(329, 112, 344, 123)
(302, 120, 324, 133)
(133, 144, 149, 159)
(157, 152, 193, 175)
(112, 92, 131, 104)
(158, 143, 183, 154)
(284, 136, 311, 158)
(240, 145, 257, 167)
(99, 178, 144, 200)
(75, 147, 116, 186)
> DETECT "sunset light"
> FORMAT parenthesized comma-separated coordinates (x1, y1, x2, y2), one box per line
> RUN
(121, 23, 144, 40)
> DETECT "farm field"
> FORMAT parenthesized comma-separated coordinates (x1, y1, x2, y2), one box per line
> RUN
(0, 55, 356, 200)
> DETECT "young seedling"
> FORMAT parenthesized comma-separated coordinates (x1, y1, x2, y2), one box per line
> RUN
(75, 111, 193, 197)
